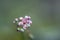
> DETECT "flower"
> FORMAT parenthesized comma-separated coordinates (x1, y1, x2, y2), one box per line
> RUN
(18, 22, 23, 26)
(25, 16, 28, 18)
(27, 24, 31, 27)
(13, 16, 32, 32)
(27, 20, 32, 24)
(15, 18, 18, 21)
(19, 17, 23, 20)
(23, 24, 27, 30)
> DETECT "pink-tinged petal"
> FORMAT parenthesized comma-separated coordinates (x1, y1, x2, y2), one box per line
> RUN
(18, 22, 23, 26)
(27, 20, 32, 24)
(23, 27, 26, 30)
(29, 21, 32, 24)
(23, 25, 27, 29)
(22, 18, 27, 24)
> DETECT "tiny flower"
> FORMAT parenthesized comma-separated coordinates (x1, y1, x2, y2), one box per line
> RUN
(15, 18, 18, 21)
(27, 20, 32, 24)
(27, 24, 31, 27)
(23, 24, 27, 30)
(13, 15, 32, 32)
(29, 21, 32, 24)
(18, 22, 23, 26)
(19, 17, 23, 20)
(25, 16, 31, 20)
(25, 16, 28, 18)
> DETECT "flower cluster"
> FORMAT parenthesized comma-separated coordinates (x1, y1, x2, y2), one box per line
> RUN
(13, 16, 32, 32)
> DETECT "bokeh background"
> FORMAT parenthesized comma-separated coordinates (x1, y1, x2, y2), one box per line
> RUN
(0, 0, 60, 40)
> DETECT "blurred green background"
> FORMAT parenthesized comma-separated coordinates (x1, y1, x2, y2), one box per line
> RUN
(0, 0, 60, 40)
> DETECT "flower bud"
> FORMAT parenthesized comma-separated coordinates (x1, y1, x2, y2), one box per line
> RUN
(19, 17, 23, 20)
(15, 18, 18, 21)
(20, 28, 24, 32)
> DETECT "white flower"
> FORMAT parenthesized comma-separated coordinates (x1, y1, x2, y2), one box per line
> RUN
(15, 18, 18, 21)
(25, 16, 29, 18)
(25, 16, 31, 19)
(19, 17, 23, 20)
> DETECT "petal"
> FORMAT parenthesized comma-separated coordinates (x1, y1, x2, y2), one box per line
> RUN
(18, 22, 23, 26)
